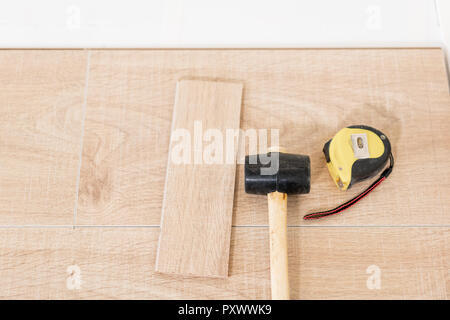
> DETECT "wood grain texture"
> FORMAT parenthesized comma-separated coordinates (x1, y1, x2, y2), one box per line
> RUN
(0, 49, 448, 299)
(0, 227, 447, 299)
(76, 49, 450, 226)
(156, 79, 243, 278)
(0, 50, 87, 225)
(76, 51, 174, 225)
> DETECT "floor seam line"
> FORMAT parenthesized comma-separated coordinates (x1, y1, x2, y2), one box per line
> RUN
(72, 49, 91, 229)
(0, 225, 448, 229)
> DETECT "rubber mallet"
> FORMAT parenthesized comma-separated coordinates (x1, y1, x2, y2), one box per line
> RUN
(244, 150, 310, 299)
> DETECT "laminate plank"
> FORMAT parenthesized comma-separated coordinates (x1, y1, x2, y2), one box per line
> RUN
(0, 50, 87, 225)
(156, 79, 243, 277)
(76, 49, 450, 226)
(76, 51, 174, 225)
(0, 227, 447, 299)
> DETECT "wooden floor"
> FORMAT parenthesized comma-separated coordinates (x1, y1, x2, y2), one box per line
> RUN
(0, 49, 448, 299)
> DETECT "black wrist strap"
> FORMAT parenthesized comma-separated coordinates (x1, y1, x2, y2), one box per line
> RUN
(304, 153, 394, 220)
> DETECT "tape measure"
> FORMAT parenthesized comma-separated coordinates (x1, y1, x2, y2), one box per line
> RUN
(304, 125, 394, 220)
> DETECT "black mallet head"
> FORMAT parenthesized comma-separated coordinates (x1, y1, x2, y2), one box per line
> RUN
(245, 152, 311, 195)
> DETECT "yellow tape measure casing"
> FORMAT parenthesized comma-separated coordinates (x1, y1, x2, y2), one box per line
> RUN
(323, 125, 391, 191)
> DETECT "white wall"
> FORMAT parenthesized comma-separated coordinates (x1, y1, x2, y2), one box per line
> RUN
(0, 0, 444, 48)
(436, 0, 450, 71)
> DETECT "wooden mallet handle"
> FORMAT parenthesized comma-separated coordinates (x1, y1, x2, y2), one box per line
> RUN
(267, 191, 289, 300)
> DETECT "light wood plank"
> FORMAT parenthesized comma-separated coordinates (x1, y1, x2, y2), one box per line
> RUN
(0, 227, 447, 299)
(0, 50, 87, 225)
(76, 51, 174, 225)
(156, 79, 243, 278)
(76, 49, 450, 226)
